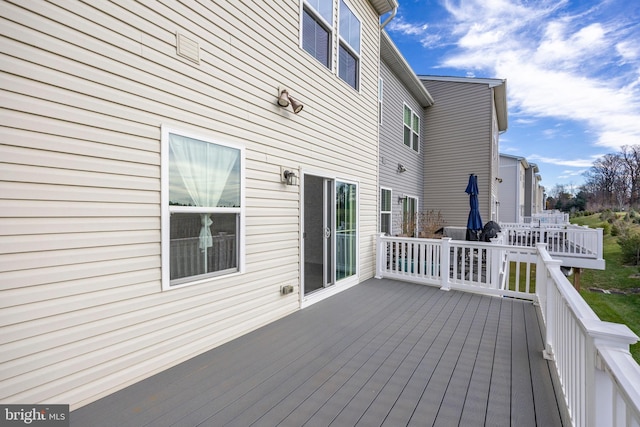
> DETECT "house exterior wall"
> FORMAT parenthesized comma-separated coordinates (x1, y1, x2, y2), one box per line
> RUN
(498, 155, 521, 223)
(420, 79, 497, 228)
(0, 0, 384, 409)
(379, 61, 424, 234)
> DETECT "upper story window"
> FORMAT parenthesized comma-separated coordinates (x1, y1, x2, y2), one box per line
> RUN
(403, 104, 420, 152)
(302, 0, 333, 69)
(338, 0, 361, 90)
(301, 0, 361, 91)
(161, 127, 245, 290)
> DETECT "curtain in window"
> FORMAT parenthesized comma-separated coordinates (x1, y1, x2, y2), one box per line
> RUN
(169, 134, 239, 250)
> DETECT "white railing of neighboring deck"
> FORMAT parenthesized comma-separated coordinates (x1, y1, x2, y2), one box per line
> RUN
(500, 223, 603, 262)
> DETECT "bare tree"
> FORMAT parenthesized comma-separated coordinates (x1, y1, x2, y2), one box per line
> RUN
(621, 145, 640, 208)
(583, 153, 626, 209)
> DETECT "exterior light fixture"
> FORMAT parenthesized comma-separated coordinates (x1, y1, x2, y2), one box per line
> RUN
(397, 163, 407, 173)
(283, 169, 299, 186)
(277, 86, 304, 114)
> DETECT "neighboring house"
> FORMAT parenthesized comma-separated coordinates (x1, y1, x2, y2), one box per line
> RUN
(0, 0, 397, 409)
(498, 155, 545, 224)
(525, 162, 544, 218)
(419, 76, 508, 229)
(378, 31, 434, 237)
(498, 154, 529, 223)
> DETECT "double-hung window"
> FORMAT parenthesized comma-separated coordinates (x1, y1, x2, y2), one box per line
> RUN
(301, 0, 361, 91)
(302, 0, 333, 69)
(402, 196, 418, 237)
(380, 187, 392, 235)
(338, 0, 361, 90)
(403, 104, 420, 152)
(161, 127, 245, 289)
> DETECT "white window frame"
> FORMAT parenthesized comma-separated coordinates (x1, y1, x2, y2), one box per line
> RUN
(160, 125, 246, 291)
(300, 0, 362, 92)
(403, 103, 420, 152)
(337, 0, 361, 90)
(378, 77, 384, 125)
(300, 0, 334, 70)
(380, 187, 392, 234)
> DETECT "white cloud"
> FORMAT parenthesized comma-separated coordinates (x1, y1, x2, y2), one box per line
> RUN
(436, 0, 640, 152)
(527, 154, 603, 168)
(386, 17, 429, 37)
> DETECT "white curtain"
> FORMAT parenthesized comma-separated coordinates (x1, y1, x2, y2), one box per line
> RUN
(169, 134, 239, 250)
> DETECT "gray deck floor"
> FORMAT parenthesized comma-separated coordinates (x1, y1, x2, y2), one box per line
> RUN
(71, 278, 564, 427)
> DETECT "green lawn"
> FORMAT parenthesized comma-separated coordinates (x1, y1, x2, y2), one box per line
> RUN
(571, 214, 640, 362)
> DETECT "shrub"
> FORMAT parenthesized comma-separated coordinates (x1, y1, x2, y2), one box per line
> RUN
(611, 224, 620, 236)
(618, 232, 640, 265)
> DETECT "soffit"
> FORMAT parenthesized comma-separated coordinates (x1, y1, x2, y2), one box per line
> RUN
(369, 0, 398, 15)
(381, 31, 435, 107)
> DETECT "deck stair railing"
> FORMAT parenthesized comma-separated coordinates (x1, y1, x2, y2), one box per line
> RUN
(375, 234, 640, 427)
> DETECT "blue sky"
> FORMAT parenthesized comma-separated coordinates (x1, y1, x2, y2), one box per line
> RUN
(384, 0, 640, 193)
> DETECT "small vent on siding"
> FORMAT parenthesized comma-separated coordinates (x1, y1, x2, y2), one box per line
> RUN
(176, 32, 200, 64)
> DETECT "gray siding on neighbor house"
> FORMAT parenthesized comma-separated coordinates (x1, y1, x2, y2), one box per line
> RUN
(1, 0, 382, 409)
(499, 156, 521, 223)
(379, 60, 425, 234)
(420, 79, 495, 229)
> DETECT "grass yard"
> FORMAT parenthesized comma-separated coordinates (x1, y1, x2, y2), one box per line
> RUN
(571, 213, 640, 363)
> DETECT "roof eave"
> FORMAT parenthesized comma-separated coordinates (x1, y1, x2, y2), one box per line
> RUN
(369, 0, 398, 15)
(380, 31, 435, 107)
(493, 80, 508, 132)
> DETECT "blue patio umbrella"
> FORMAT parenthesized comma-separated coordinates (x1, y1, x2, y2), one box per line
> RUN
(465, 174, 483, 241)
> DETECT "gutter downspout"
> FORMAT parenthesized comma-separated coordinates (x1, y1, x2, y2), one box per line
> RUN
(380, 6, 397, 29)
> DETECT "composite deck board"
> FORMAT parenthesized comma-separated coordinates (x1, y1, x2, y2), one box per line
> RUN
(71, 278, 564, 426)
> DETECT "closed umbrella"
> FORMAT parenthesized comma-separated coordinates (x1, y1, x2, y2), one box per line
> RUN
(465, 174, 483, 241)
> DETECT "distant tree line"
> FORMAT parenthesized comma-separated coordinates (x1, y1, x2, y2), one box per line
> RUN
(547, 145, 640, 213)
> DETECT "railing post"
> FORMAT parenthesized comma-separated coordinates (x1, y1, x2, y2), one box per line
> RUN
(490, 239, 502, 290)
(440, 238, 451, 291)
(583, 321, 639, 427)
(596, 228, 603, 260)
(375, 233, 385, 279)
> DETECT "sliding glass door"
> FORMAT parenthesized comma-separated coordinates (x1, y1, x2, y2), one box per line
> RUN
(304, 176, 358, 296)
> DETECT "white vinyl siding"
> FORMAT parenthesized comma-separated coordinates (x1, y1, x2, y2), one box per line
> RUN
(1, 0, 382, 410)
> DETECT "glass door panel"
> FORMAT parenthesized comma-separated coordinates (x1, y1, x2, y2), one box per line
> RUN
(336, 181, 356, 281)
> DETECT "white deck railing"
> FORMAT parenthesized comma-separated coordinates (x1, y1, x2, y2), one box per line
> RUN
(535, 243, 640, 427)
(522, 211, 570, 225)
(375, 234, 640, 427)
(500, 223, 604, 263)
